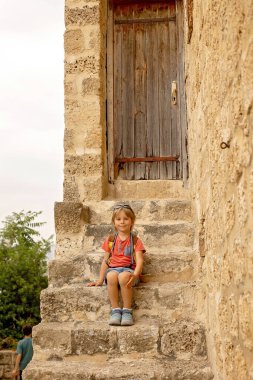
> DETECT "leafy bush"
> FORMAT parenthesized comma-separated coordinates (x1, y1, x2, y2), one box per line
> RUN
(0, 211, 52, 340)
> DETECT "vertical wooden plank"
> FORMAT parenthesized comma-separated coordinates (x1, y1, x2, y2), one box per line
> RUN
(107, 5, 114, 182)
(158, 21, 172, 179)
(146, 23, 160, 179)
(134, 23, 147, 179)
(122, 22, 135, 179)
(177, 0, 188, 182)
(169, 18, 178, 179)
(114, 23, 123, 168)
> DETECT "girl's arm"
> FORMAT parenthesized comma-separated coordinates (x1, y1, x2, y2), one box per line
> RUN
(87, 251, 110, 287)
(126, 250, 144, 288)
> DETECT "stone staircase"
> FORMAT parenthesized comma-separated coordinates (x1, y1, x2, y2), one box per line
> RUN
(24, 196, 213, 379)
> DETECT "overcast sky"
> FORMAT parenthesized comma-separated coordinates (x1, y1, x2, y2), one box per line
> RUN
(0, 0, 65, 241)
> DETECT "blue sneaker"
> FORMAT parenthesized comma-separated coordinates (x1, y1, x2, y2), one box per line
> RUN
(121, 309, 134, 326)
(109, 308, 122, 326)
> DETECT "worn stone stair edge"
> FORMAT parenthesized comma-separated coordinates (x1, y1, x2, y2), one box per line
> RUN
(48, 251, 195, 275)
(24, 358, 213, 380)
(51, 249, 196, 261)
(45, 281, 197, 292)
(32, 318, 207, 359)
(84, 221, 195, 227)
(40, 282, 197, 323)
(48, 250, 195, 286)
(85, 200, 192, 223)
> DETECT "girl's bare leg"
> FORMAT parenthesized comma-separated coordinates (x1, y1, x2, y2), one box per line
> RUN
(107, 271, 120, 308)
(118, 272, 133, 309)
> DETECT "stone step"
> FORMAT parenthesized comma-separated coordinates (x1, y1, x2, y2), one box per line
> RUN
(86, 199, 192, 224)
(24, 357, 213, 380)
(41, 282, 196, 323)
(83, 222, 195, 252)
(107, 179, 190, 200)
(32, 320, 207, 360)
(48, 251, 195, 287)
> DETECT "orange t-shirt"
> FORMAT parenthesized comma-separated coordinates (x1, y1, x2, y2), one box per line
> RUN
(101, 234, 145, 269)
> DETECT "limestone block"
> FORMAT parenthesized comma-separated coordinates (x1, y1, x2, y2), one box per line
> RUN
(34, 322, 162, 357)
(250, 169, 253, 209)
(64, 129, 103, 155)
(64, 29, 84, 54)
(64, 80, 78, 97)
(223, 341, 249, 380)
(48, 250, 194, 287)
(40, 285, 110, 323)
(107, 179, 190, 200)
(63, 178, 80, 202)
(213, 333, 224, 373)
(224, 195, 235, 236)
(82, 77, 100, 96)
(117, 325, 159, 354)
(160, 321, 207, 358)
(83, 222, 194, 251)
(33, 323, 72, 359)
(64, 99, 101, 128)
(65, 5, 99, 26)
(64, 128, 75, 152)
(40, 283, 194, 323)
(72, 325, 110, 354)
(86, 200, 192, 224)
(23, 358, 214, 380)
(55, 235, 84, 258)
(238, 177, 249, 227)
(65, 55, 99, 75)
(220, 252, 232, 288)
(218, 295, 239, 340)
(48, 256, 86, 286)
(0, 351, 16, 365)
(65, 154, 103, 177)
(54, 201, 89, 234)
(239, 292, 253, 351)
(81, 175, 105, 201)
(82, 127, 103, 149)
(64, 98, 80, 113)
(232, 239, 247, 286)
(233, 346, 249, 380)
(85, 25, 101, 50)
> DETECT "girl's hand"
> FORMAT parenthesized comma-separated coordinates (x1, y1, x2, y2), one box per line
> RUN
(87, 280, 103, 287)
(126, 274, 138, 288)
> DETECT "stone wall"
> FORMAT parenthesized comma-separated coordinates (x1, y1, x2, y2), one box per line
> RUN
(185, 0, 253, 378)
(64, 0, 107, 202)
(0, 351, 16, 379)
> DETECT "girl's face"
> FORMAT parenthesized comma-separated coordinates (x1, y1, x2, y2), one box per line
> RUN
(113, 210, 133, 234)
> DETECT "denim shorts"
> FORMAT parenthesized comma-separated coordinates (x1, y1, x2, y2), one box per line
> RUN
(105, 267, 140, 286)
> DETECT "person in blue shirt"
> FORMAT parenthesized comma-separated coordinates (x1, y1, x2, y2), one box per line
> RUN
(12, 325, 33, 380)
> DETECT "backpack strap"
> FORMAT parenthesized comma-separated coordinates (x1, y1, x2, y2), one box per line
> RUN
(131, 233, 138, 266)
(106, 233, 118, 266)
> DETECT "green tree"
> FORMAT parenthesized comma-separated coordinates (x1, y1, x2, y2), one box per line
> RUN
(0, 211, 51, 341)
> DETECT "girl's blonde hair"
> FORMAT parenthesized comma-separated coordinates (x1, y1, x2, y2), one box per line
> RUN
(111, 204, 136, 228)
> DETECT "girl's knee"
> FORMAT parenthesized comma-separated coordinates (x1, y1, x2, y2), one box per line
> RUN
(106, 271, 119, 285)
(118, 271, 131, 285)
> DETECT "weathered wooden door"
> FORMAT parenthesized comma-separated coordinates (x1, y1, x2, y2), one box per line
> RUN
(107, 0, 187, 181)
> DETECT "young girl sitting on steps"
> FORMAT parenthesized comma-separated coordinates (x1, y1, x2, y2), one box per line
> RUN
(87, 203, 146, 326)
